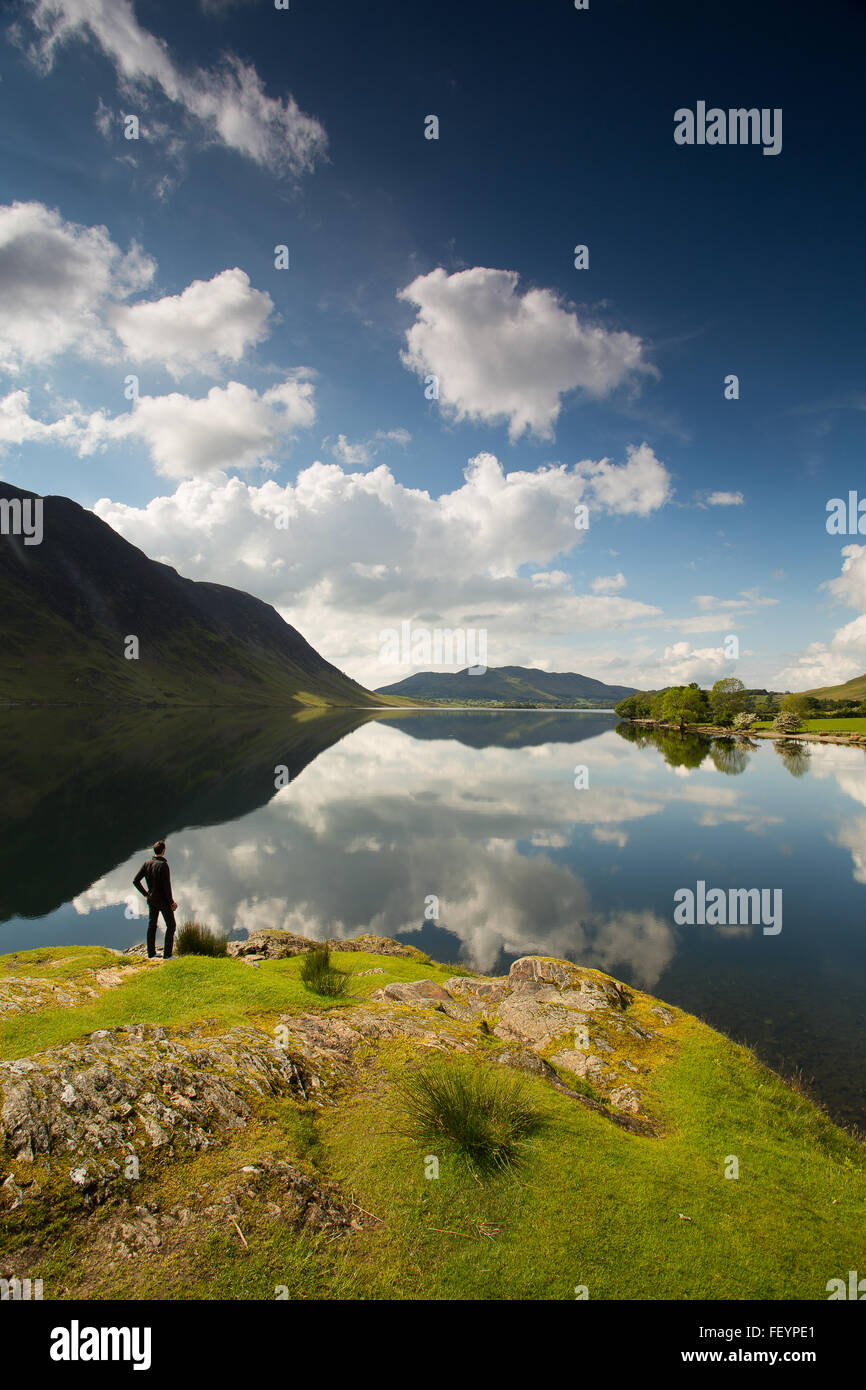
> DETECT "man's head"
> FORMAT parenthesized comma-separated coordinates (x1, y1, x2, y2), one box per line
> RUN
(153, 840, 166, 856)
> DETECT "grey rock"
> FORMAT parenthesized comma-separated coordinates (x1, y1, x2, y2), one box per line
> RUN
(443, 977, 509, 1006)
(438, 1000, 480, 1024)
(549, 1049, 611, 1083)
(651, 1007, 675, 1025)
(493, 995, 572, 1047)
(370, 980, 451, 1005)
(226, 931, 425, 962)
(0, 1025, 315, 1165)
(609, 1085, 644, 1115)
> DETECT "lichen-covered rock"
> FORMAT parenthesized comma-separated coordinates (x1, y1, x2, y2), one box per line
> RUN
(508, 957, 577, 990)
(509, 957, 633, 1011)
(493, 995, 577, 1047)
(0, 965, 145, 1015)
(225, 931, 426, 962)
(474, 956, 656, 1121)
(0, 1025, 314, 1166)
(438, 999, 480, 1023)
(101, 1155, 370, 1263)
(370, 980, 451, 1005)
(226, 931, 316, 960)
(494, 1047, 560, 1082)
(0, 949, 667, 1240)
(442, 977, 509, 1004)
(549, 1049, 613, 1083)
(326, 935, 426, 959)
(609, 1085, 644, 1114)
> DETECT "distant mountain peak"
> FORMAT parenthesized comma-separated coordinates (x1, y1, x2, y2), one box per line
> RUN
(376, 665, 636, 706)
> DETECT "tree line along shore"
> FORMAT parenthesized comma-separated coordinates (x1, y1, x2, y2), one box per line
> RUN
(615, 678, 866, 743)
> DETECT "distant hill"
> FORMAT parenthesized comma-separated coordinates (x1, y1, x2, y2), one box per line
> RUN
(376, 665, 637, 707)
(0, 482, 392, 708)
(802, 674, 866, 701)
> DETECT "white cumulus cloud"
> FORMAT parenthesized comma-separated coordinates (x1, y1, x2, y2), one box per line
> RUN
(398, 266, 656, 440)
(82, 376, 317, 477)
(110, 267, 274, 377)
(88, 449, 670, 684)
(0, 202, 276, 377)
(0, 201, 154, 371)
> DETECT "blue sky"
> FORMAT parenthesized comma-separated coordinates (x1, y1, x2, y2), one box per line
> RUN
(1, 0, 865, 691)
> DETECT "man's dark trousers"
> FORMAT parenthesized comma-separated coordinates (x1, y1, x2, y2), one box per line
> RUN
(147, 901, 176, 959)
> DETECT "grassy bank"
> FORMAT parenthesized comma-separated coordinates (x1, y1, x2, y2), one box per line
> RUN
(752, 717, 866, 735)
(1, 944, 864, 1301)
(0, 945, 454, 1059)
(627, 717, 866, 742)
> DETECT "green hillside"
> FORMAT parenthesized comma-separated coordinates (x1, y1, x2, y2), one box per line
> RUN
(802, 673, 866, 701)
(0, 483, 400, 709)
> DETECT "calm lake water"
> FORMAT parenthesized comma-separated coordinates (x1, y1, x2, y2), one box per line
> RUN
(3, 707, 866, 1129)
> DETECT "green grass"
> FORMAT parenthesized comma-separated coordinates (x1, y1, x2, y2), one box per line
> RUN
(4, 945, 866, 1301)
(0, 945, 138, 981)
(2, 1107, 363, 1302)
(753, 718, 866, 734)
(319, 1031, 866, 1300)
(0, 946, 454, 1061)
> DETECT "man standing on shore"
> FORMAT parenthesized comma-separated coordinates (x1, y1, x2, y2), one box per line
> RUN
(133, 839, 178, 959)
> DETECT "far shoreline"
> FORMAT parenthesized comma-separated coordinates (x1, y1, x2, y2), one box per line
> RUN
(623, 717, 866, 749)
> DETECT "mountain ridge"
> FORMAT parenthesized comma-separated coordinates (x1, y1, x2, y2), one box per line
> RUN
(0, 481, 392, 708)
(376, 664, 637, 706)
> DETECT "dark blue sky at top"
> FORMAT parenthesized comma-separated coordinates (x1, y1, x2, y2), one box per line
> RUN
(1, 0, 865, 684)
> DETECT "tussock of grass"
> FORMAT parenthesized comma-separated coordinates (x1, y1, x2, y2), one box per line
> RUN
(176, 921, 228, 958)
(394, 1059, 548, 1170)
(300, 946, 349, 998)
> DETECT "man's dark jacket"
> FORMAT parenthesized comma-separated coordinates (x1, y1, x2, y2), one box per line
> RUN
(133, 855, 173, 907)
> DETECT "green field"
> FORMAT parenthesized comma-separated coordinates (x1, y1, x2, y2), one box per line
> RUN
(754, 718, 866, 734)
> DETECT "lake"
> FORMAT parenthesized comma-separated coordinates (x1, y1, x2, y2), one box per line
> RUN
(3, 706, 866, 1130)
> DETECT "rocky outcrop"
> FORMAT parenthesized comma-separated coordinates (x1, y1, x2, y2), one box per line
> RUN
(104, 1156, 372, 1263)
(367, 955, 669, 1130)
(324, 934, 427, 959)
(370, 980, 451, 1004)
(222, 930, 427, 963)
(224, 931, 317, 960)
(0, 946, 677, 1243)
(0, 963, 148, 1014)
(0, 1024, 314, 1171)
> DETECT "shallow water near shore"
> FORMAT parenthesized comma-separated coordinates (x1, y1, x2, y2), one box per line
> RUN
(3, 706, 866, 1130)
